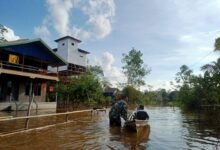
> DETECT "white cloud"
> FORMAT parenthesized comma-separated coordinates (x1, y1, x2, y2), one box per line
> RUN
(101, 52, 126, 86)
(175, 31, 220, 67)
(145, 79, 173, 91)
(35, 0, 115, 40)
(2, 26, 20, 41)
(46, 0, 76, 36)
(88, 15, 111, 39)
(101, 52, 115, 71)
(89, 52, 126, 87)
(34, 25, 50, 39)
(71, 26, 91, 40)
(179, 35, 200, 44)
(82, 0, 115, 39)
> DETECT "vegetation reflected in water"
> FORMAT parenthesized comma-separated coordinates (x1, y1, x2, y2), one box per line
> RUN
(0, 107, 219, 150)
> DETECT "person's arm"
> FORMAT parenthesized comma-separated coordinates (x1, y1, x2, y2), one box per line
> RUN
(145, 111, 149, 120)
(133, 112, 137, 120)
(120, 103, 128, 121)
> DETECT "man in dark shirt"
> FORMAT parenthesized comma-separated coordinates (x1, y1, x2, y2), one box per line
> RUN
(109, 94, 128, 127)
(133, 105, 149, 120)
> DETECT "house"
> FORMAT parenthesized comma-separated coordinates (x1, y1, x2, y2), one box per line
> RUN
(51, 36, 90, 79)
(0, 39, 66, 110)
(103, 87, 119, 98)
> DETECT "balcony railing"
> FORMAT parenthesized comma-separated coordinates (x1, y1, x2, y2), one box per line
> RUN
(0, 61, 58, 77)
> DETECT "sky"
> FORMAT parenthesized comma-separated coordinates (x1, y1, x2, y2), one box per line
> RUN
(1, 0, 220, 91)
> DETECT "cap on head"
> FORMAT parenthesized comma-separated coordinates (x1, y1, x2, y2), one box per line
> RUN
(139, 104, 144, 110)
(116, 92, 126, 100)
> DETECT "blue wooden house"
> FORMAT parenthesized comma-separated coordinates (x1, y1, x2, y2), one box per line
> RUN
(0, 39, 66, 110)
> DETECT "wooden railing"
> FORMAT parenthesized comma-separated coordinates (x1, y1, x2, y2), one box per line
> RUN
(200, 105, 220, 110)
(0, 61, 58, 77)
(0, 109, 106, 137)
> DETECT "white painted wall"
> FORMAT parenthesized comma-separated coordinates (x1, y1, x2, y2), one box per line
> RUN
(57, 38, 87, 67)
(56, 38, 69, 62)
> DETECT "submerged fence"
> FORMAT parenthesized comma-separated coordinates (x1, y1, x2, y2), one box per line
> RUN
(0, 109, 106, 137)
(200, 105, 220, 111)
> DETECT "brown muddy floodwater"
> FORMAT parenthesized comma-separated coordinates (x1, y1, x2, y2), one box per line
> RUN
(0, 107, 220, 150)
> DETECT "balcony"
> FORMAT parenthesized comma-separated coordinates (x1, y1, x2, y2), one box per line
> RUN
(0, 61, 59, 81)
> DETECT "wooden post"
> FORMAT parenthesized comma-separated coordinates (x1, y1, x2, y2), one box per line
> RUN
(56, 65, 58, 103)
(26, 79, 34, 129)
(55, 82, 58, 103)
(22, 55, 24, 71)
(27, 80, 33, 116)
(66, 114, 69, 122)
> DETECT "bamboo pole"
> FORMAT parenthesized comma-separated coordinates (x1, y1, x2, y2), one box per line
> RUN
(0, 109, 93, 122)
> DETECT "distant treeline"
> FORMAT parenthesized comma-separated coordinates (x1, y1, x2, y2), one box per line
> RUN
(171, 60, 220, 110)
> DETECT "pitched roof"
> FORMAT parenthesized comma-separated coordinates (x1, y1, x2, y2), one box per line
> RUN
(78, 48, 90, 54)
(104, 87, 119, 93)
(54, 36, 81, 43)
(0, 39, 29, 45)
(0, 38, 67, 66)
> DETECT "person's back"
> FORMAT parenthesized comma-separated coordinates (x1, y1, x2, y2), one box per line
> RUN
(109, 95, 128, 126)
(135, 109, 149, 120)
(133, 105, 149, 120)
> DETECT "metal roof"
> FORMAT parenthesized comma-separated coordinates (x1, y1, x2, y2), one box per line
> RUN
(104, 87, 119, 94)
(0, 38, 67, 66)
(78, 48, 90, 54)
(54, 36, 81, 43)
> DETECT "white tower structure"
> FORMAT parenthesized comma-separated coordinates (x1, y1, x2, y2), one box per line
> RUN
(53, 36, 90, 75)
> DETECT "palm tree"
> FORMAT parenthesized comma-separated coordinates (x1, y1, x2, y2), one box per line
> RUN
(201, 58, 220, 75)
(214, 37, 220, 51)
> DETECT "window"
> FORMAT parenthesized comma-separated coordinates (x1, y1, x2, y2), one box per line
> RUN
(72, 43, 74, 46)
(25, 82, 30, 95)
(7, 81, 12, 96)
(34, 83, 41, 96)
(62, 43, 65, 46)
(80, 55, 83, 58)
(25, 82, 41, 96)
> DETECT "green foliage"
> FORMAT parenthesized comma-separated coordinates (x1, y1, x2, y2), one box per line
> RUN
(87, 65, 104, 78)
(56, 73, 104, 108)
(174, 59, 220, 110)
(87, 65, 112, 89)
(122, 48, 151, 88)
(0, 24, 8, 42)
(175, 65, 193, 86)
(122, 85, 143, 104)
(122, 85, 166, 105)
(214, 37, 220, 51)
(144, 90, 162, 105)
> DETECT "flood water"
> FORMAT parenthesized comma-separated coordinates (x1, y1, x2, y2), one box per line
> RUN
(0, 107, 220, 150)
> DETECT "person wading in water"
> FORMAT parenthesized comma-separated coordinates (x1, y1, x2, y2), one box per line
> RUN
(109, 94, 128, 127)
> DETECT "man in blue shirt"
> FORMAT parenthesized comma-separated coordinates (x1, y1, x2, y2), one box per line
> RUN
(133, 105, 149, 120)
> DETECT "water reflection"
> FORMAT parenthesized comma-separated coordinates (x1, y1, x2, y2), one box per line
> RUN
(0, 107, 220, 150)
(182, 111, 220, 150)
(108, 124, 150, 150)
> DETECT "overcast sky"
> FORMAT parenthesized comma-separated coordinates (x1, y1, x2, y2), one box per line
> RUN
(1, 0, 220, 90)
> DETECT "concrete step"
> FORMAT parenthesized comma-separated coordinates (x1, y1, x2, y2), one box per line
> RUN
(0, 102, 57, 111)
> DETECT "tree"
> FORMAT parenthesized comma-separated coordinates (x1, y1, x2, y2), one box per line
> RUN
(0, 24, 8, 42)
(175, 65, 192, 83)
(57, 73, 104, 110)
(214, 37, 220, 51)
(122, 85, 143, 104)
(122, 48, 151, 88)
(88, 65, 104, 78)
(201, 58, 220, 76)
(87, 65, 112, 89)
